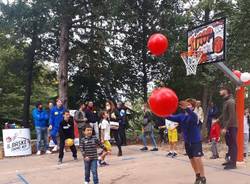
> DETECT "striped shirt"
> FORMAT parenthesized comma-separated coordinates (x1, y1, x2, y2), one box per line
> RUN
(79, 135, 105, 160)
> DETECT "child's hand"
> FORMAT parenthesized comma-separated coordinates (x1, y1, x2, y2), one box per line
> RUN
(84, 157, 90, 161)
(101, 139, 104, 144)
(111, 113, 116, 119)
(221, 128, 227, 134)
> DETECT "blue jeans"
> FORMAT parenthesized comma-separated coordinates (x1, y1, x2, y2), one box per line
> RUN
(84, 159, 98, 184)
(141, 130, 157, 148)
(35, 127, 49, 151)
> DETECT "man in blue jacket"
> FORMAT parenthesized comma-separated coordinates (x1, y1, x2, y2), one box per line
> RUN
(32, 101, 51, 155)
(49, 99, 65, 152)
(167, 99, 206, 184)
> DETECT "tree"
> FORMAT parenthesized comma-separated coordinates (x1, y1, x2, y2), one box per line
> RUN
(0, 0, 56, 126)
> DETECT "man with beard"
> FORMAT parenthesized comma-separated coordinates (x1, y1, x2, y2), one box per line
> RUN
(218, 86, 238, 170)
(85, 101, 99, 139)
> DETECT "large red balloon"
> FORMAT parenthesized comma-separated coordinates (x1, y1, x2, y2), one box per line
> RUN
(147, 33, 169, 56)
(148, 87, 178, 117)
(233, 70, 241, 78)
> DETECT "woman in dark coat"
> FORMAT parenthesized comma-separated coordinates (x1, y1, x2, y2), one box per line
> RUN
(105, 100, 123, 156)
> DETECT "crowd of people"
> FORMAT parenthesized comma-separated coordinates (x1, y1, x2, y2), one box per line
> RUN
(31, 86, 250, 184)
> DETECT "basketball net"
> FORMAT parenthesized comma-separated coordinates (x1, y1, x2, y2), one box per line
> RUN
(180, 51, 203, 76)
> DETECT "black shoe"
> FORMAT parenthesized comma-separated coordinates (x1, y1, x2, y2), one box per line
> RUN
(140, 147, 148, 151)
(200, 177, 206, 184)
(99, 160, 109, 166)
(74, 157, 78, 161)
(244, 153, 247, 157)
(225, 153, 230, 162)
(150, 148, 158, 151)
(166, 152, 173, 157)
(118, 151, 122, 156)
(222, 161, 230, 166)
(172, 152, 177, 158)
(194, 177, 201, 184)
(224, 164, 236, 170)
(58, 159, 62, 164)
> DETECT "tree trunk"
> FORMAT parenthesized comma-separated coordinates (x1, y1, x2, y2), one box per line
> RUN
(22, 24, 38, 128)
(58, 15, 71, 108)
(141, 0, 148, 103)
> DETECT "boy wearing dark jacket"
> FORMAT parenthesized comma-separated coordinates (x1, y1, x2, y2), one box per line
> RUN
(58, 110, 77, 164)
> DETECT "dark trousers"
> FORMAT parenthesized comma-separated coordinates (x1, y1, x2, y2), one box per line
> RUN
(227, 127, 238, 166)
(59, 137, 77, 159)
(119, 124, 127, 145)
(84, 159, 98, 184)
(158, 129, 167, 143)
(111, 129, 122, 153)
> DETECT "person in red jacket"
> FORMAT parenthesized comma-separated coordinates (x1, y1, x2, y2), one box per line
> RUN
(210, 118, 221, 159)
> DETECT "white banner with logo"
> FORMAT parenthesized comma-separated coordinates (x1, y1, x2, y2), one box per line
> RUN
(2, 128, 32, 157)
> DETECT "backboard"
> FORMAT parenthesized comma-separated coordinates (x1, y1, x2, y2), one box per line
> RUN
(187, 18, 226, 64)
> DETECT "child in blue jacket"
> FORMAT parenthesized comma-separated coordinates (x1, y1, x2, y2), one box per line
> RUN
(49, 99, 65, 152)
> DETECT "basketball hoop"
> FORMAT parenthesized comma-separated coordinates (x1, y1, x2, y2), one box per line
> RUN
(180, 51, 203, 76)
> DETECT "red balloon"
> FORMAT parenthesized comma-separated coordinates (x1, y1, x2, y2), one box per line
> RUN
(147, 33, 169, 56)
(233, 70, 241, 78)
(148, 87, 178, 117)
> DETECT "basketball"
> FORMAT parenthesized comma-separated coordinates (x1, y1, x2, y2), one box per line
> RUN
(148, 87, 178, 117)
(147, 33, 169, 56)
(214, 36, 224, 53)
(65, 138, 74, 147)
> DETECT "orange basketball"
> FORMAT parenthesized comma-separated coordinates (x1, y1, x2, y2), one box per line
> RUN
(214, 36, 224, 53)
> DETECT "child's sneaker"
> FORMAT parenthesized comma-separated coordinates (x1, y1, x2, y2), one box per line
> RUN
(58, 158, 62, 164)
(194, 176, 206, 184)
(52, 145, 58, 152)
(172, 152, 177, 158)
(99, 160, 109, 166)
(166, 152, 173, 157)
(194, 177, 201, 184)
(46, 150, 52, 154)
(199, 177, 206, 184)
(140, 147, 148, 151)
(150, 148, 158, 151)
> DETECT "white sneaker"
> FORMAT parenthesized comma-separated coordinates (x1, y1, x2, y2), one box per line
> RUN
(52, 145, 58, 152)
(36, 151, 41, 155)
(84, 182, 89, 184)
(46, 150, 52, 154)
